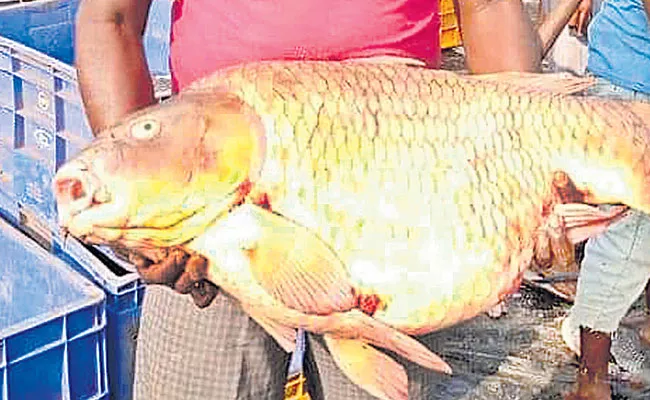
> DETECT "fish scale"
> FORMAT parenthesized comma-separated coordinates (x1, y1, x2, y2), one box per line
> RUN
(235, 69, 556, 268)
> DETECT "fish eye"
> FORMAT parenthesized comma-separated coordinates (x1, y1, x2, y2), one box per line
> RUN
(130, 119, 161, 140)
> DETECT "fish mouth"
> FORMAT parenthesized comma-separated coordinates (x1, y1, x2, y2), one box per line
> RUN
(54, 160, 110, 227)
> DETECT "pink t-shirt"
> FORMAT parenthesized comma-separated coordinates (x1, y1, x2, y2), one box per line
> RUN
(169, 0, 441, 92)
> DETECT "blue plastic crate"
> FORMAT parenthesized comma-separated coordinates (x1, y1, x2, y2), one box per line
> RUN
(0, 0, 172, 397)
(0, 0, 79, 65)
(0, 37, 91, 225)
(52, 238, 145, 400)
(0, 35, 146, 400)
(0, 215, 107, 400)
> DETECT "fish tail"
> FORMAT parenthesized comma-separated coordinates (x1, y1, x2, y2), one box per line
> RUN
(628, 102, 650, 214)
(566, 100, 650, 215)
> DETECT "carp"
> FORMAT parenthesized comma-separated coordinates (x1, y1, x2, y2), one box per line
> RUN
(53, 61, 650, 400)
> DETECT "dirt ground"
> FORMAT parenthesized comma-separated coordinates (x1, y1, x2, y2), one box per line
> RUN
(419, 285, 650, 399)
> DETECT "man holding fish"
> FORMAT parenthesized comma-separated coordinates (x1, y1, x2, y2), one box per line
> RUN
(65, 0, 649, 400)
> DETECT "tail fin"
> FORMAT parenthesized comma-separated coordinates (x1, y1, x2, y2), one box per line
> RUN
(629, 101, 650, 215)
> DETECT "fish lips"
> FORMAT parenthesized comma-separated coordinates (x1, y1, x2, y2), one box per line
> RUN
(54, 161, 113, 230)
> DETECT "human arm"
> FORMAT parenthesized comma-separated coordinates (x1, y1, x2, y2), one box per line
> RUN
(453, 0, 544, 73)
(75, 0, 155, 134)
(645, 0, 650, 23)
(541, 0, 584, 48)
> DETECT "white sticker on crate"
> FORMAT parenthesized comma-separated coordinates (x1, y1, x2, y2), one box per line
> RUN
(36, 91, 50, 112)
(33, 128, 52, 149)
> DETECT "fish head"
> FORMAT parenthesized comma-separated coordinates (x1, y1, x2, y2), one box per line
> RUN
(53, 90, 265, 249)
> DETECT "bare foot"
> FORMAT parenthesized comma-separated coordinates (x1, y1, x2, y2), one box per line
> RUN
(564, 362, 612, 400)
(563, 374, 612, 400)
(564, 328, 613, 400)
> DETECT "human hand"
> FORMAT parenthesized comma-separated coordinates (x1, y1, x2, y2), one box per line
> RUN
(128, 247, 219, 308)
(568, 0, 593, 37)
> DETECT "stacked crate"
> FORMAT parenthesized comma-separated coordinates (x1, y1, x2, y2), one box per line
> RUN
(0, 215, 107, 400)
(0, 0, 172, 398)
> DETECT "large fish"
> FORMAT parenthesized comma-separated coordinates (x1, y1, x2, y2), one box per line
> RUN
(53, 61, 650, 400)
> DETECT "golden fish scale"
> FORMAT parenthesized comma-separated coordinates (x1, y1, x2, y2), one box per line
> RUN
(205, 61, 650, 330)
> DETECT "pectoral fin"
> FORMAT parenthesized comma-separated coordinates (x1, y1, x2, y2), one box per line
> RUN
(243, 204, 357, 315)
(533, 226, 553, 270)
(553, 203, 628, 243)
(203, 255, 450, 375)
(324, 335, 408, 400)
(532, 212, 575, 272)
(191, 204, 450, 379)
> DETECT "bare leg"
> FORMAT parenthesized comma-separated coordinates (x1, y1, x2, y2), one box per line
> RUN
(564, 328, 612, 400)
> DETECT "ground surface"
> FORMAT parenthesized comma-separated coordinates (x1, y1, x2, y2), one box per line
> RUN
(419, 285, 650, 399)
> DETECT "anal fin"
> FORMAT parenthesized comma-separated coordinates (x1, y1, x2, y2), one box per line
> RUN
(324, 335, 408, 400)
(486, 300, 508, 319)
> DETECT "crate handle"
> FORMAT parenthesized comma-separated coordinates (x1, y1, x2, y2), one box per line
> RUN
(18, 205, 53, 251)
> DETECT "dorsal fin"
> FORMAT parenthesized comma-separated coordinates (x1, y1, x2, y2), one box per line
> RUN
(467, 72, 596, 96)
